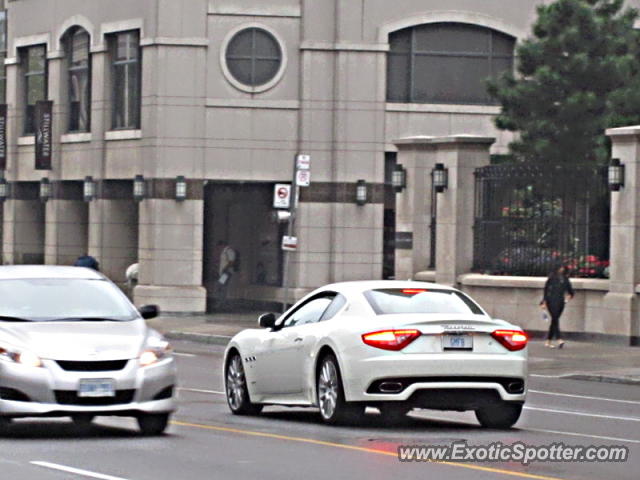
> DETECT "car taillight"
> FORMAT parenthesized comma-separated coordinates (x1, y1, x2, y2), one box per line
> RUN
(362, 329, 421, 351)
(491, 330, 528, 351)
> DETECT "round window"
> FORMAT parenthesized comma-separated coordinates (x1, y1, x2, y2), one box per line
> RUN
(225, 28, 283, 87)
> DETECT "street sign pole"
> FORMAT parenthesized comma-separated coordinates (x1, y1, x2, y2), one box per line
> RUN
(281, 156, 300, 312)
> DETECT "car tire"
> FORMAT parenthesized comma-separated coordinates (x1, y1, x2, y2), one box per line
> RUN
(475, 402, 522, 429)
(317, 353, 364, 425)
(137, 413, 170, 436)
(225, 353, 263, 415)
(378, 403, 411, 425)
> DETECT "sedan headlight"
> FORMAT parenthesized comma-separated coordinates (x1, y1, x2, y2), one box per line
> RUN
(139, 332, 171, 367)
(0, 344, 43, 368)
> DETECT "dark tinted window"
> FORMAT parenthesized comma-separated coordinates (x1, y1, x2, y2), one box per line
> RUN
(283, 296, 334, 327)
(109, 30, 140, 129)
(64, 27, 91, 132)
(22, 44, 47, 134)
(364, 288, 484, 315)
(386, 23, 515, 105)
(319, 294, 347, 321)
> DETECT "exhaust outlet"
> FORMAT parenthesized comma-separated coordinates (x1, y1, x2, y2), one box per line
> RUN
(378, 381, 403, 393)
(507, 381, 524, 394)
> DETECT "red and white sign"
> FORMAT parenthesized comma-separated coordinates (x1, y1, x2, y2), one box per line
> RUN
(296, 170, 311, 187)
(273, 183, 291, 209)
(282, 235, 298, 251)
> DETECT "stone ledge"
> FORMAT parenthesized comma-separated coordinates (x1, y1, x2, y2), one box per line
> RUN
(453, 273, 610, 291)
(394, 134, 496, 146)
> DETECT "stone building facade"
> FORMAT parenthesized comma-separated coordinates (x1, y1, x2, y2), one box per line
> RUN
(2, 0, 635, 316)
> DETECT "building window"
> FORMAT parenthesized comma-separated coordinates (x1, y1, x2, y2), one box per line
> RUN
(225, 27, 282, 87)
(109, 30, 140, 130)
(22, 44, 47, 135)
(386, 23, 515, 105)
(0, 11, 7, 105)
(64, 27, 91, 132)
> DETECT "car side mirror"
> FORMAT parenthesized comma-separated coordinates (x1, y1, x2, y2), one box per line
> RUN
(258, 312, 276, 329)
(139, 305, 160, 320)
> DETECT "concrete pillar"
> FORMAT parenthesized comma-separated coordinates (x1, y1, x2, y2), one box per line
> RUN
(2, 185, 45, 265)
(603, 126, 640, 342)
(433, 136, 494, 286)
(44, 197, 88, 266)
(134, 191, 206, 313)
(88, 193, 139, 284)
(392, 138, 438, 280)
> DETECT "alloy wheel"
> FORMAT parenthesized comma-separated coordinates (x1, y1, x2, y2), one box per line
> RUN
(318, 359, 339, 419)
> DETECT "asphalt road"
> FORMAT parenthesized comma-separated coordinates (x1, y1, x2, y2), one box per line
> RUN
(1, 340, 639, 480)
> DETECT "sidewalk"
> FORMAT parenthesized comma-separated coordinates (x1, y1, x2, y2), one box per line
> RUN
(147, 313, 640, 386)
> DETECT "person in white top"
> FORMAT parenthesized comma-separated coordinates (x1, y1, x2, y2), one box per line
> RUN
(214, 240, 237, 310)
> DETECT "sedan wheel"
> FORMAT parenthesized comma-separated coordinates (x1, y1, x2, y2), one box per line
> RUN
(225, 353, 262, 415)
(137, 413, 170, 436)
(475, 402, 522, 429)
(317, 354, 363, 425)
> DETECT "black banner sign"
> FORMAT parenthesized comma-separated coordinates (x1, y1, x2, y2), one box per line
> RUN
(0, 104, 6, 170)
(35, 100, 53, 170)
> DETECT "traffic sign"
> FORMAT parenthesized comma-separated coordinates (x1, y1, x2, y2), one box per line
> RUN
(282, 235, 298, 251)
(273, 183, 291, 209)
(296, 169, 311, 187)
(296, 154, 311, 170)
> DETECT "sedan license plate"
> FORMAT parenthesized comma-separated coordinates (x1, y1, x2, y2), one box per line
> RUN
(442, 334, 473, 350)
(78, 379, 115, 398)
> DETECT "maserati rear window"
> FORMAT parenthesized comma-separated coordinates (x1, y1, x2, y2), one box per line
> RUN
(364, 288, 484, 315)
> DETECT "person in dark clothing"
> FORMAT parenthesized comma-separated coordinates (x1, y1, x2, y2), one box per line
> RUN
(540, 265, 574, 348)
(74, 255, 99, 271)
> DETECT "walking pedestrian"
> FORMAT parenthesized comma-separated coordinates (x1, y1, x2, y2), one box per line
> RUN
(540, 265, 574, 348)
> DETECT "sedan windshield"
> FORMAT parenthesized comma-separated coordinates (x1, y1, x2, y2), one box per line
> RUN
(364, 288, 485, 315)
(0, 278, 138, 321)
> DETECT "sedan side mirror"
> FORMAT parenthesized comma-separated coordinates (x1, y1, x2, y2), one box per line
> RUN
(258, 312, 276, 329)
(139, 305, 160, 320)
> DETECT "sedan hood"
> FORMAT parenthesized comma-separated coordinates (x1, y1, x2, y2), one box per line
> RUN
(0, 319, 147, 361)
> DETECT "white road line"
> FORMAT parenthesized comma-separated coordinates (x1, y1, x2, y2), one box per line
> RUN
(528, 374, 560, 378)
(527, 428, 640, 445)
(178, 387, 225, 395)
(31, 461, 131, 480)
(528, 389, 640, 405)
(524, 405, 640, 422)
(173, 352, 196, 357)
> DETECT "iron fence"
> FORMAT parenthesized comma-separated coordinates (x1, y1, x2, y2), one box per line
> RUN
(473, 163, 610, 278)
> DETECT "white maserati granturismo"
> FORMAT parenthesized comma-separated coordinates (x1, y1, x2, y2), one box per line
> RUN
(224, 280, 527, 428)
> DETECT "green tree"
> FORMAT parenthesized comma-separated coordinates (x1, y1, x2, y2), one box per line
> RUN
(488, 0, 640, 165)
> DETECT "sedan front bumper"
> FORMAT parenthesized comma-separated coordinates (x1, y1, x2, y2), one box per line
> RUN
(0, 356, 177, 418)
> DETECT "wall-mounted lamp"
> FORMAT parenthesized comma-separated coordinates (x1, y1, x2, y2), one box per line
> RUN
(355, 179, 368, 206)
(39, 177, 51, 202)
(608, 158, 625, 191)
(432, 163, 449, 193)
(83, 176, 95, 202)
(0, 178, 9, 202)
(133, 174, 146, 202)
(175, 175, 187, 201)
(392, 164, 407, 193)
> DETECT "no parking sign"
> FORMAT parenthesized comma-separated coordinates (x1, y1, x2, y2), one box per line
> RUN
(273, 183, 292, 209)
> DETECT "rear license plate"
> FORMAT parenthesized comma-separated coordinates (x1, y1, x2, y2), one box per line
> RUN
(78, 379, 115, 398)
(442, 334, 473, 350)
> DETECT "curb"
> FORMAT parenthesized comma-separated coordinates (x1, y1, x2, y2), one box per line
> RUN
(560, 373, 640, 386)
(166, 331, 232, 346)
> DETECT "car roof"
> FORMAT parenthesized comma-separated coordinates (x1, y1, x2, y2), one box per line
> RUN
(320, 280, 457, 295)
(0, 265, 104, 280)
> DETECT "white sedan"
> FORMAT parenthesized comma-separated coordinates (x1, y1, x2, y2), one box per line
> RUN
(224, 280, 527, 428)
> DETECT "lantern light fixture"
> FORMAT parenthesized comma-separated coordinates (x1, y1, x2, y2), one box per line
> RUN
(432, 163, 449, 193)
(133, 174, 146, 202)
(355, 179, 368, 206)
(83, 176, 95, 202)
(39, 177, 51, 202)
(0, 177, 8, 202)
(175, 175, 187, 201)
(608, 158, 625, 191)
(392, 164, 407, 193)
